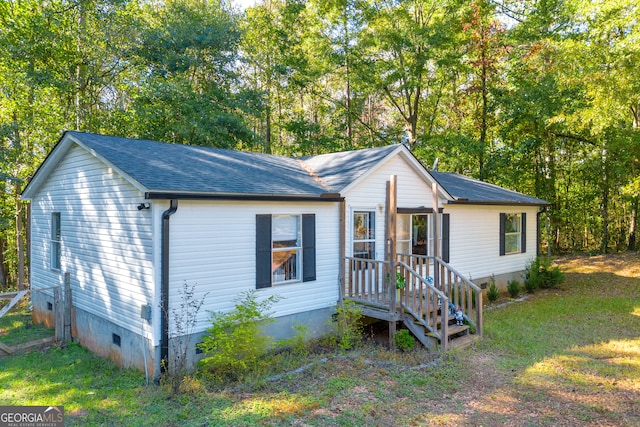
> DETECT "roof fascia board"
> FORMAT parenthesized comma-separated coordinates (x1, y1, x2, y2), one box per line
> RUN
(338, 145, 453, 201)
(445, 200, 549, 207)
(337, 146, 406, 195)
(21, 132, 73, 199)
(400, 147, 454, 200)
(145, 191, 344, 202)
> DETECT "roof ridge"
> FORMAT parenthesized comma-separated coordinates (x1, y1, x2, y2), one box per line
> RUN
(296, 159, 330, 191)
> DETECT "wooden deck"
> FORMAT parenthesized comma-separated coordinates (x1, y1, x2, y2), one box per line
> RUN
(341, 254, 483, 350)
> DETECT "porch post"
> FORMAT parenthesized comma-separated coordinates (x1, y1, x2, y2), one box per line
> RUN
(432, 182, 440, 290)
(386, 176, 397, 347)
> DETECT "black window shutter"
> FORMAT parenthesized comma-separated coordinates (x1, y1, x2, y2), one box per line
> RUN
(302, 214, 316, 282)
(499, 213, 506, 256)
(256, 215, 272, 289)
(521, 212, 527, 253)
(441, 213, 450, 263)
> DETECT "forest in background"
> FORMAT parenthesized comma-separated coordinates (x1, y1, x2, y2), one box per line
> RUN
(1, 0, 639, 290)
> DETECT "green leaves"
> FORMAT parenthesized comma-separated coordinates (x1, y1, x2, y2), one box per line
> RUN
(198, 290, 282, 379)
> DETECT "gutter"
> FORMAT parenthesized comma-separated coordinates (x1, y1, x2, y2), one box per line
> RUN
(145, 191, 343, 202)
(160, 199, 178, 374)
(444, 200, 550, 207)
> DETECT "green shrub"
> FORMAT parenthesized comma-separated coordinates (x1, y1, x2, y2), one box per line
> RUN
(393, 329, 415, 352)
(487, 276, 500, 303)
(197, 290, 281, 380)
(507, 280, 521, 298)
(324, 299, 363, 352)
(524, 276, 538, 293)
(277, 322, 310, 356)
(524, 257, 565, 291)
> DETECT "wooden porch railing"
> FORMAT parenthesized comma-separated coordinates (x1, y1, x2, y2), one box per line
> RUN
(395, 260, 450, 344)
(397, 254, 483, 338)
(342, 256, 391, 309)
(342, 254, 483, 348)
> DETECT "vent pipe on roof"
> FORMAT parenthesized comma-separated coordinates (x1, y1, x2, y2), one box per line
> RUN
(160, 199, 178, 378)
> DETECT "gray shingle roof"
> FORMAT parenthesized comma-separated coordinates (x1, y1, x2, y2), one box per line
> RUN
(71, 132, 329, 197)
(300, 145, 399, 193)
(430, 171, 548, 205)
(25, 131, 546, 206)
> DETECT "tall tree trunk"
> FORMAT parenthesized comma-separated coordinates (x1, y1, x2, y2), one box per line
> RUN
(631, 103, 640, 129)
(343, 11, 352, 144)
(265, 85, 272, 154)
(0, 237, 6, 291)
(601, 147, 610, 253)
(628, 197, 638, 251)
(75, 0, 87, 130)
(478, 34, 488, 181)
(15, 190, 26, 291)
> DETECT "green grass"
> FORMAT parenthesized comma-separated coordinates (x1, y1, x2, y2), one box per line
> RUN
(1, 254, 639, 426)
(0, 301, 54, 346)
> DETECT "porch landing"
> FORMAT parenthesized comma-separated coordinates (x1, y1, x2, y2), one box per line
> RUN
(342, 254, 483, 351)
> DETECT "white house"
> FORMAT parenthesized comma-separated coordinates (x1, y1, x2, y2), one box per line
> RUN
(21, 131, 547, 377)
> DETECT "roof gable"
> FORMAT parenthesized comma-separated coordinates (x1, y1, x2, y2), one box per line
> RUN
(300, 145, 400, 193)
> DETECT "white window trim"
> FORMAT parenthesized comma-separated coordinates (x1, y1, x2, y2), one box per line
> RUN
(352, 210, 376, 259)
(272, 214, 302, 285)
(504, 213, 522, 254)
(51, 212, 61, 271)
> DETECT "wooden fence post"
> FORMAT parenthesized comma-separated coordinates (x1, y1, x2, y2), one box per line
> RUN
(54, 287, 63, 343)
(54, 273, 72, 344)
(64, 272, 72, 343)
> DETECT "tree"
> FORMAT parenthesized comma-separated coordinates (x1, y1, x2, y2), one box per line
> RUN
(358, 0, 464, 147)
(131, 0, 256, 148)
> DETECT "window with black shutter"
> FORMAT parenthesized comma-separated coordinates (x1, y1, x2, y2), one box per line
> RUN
(256, 214, 316, 288)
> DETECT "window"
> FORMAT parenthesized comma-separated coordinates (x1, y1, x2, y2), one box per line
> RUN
(256, 214, 315, 288)
(396, 213, 450, 262)
(51, 212, 61, 270)
(500, 213, 526, 255)
(353, 211, 375, 259)
(272, 215, 301, 283)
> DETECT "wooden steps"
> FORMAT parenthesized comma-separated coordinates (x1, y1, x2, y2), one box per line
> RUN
(405, 308, 476, 350)
(448, 333, 479, 350)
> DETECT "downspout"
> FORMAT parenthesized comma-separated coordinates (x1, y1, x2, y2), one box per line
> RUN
(338, 199, 346, 304)
(161, 199, 178, 373)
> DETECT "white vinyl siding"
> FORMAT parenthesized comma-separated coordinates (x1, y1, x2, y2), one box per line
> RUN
(29, 145, 154, 335)
(446, 205, 538, 280)
(167, 200, 340, 335)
